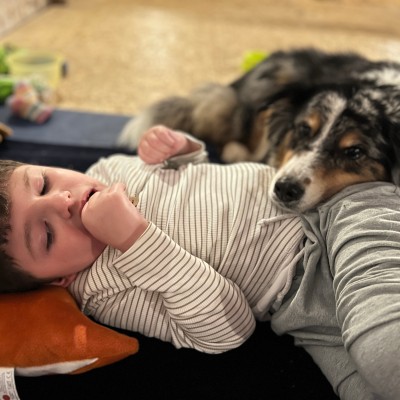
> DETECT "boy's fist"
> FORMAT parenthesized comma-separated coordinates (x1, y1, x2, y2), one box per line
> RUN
(81, 183, 148, 252)
(138, 125, 195, 164)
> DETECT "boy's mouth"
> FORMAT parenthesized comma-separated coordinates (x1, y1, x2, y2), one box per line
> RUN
(81, 189, 97, 214)
(87, 189, 96, 200)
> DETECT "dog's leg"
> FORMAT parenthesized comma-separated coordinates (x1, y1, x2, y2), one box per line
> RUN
(118, 83, 240, 151)
(118, 96, 194, 149)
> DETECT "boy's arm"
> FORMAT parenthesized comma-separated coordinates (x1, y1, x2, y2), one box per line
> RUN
(83, 127, 208, 252)
(81, 200, 255, 352)
(108, 222, 256, 353)
(326, 184, 400, 399)
(83, 148, 254, 353)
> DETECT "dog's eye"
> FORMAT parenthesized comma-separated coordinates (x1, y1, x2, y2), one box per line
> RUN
(296, 122, 312, 137)
(343, 146, 364, 160)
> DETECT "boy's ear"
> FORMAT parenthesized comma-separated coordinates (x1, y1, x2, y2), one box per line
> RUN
(51, 274, 77, 288)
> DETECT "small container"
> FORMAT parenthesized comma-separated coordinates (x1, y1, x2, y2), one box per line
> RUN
(7, 49, 63, 88)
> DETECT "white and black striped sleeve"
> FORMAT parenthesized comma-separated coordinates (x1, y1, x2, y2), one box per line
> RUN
(111, 222, 256, 353)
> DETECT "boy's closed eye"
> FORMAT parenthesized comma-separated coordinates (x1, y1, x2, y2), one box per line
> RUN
(39, 170, 54, 251)
(41, 170, 49, 195)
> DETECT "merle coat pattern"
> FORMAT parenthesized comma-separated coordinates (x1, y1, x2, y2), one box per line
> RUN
(119, 49, 400, 211)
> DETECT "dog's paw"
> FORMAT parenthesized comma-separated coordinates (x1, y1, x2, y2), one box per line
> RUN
(221, 141, 251, 163)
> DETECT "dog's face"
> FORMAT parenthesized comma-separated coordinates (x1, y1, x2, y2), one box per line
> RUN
(265, 86, 400, 212)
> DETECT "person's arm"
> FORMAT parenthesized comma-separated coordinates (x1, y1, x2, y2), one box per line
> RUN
(81, 130, 254, 352)
(83, 126, 208, 251)
(94, 222, 256, 354)
(86, 125, 207, 187)
(82, 193, 256, 353)
(326, 184, 400, 399)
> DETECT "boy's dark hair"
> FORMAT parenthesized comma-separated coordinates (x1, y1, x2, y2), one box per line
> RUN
(0, 160, 49, 293)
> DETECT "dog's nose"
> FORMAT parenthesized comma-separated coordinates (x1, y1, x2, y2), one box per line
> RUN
(274, 178, 304, 203)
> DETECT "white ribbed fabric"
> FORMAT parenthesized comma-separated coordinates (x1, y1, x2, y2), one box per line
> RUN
(69, 147, 304, 353)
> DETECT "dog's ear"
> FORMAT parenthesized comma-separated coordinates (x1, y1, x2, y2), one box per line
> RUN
(254, 83, 320, 165)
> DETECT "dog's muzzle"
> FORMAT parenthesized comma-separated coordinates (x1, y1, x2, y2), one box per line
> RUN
(273, 177, 305, 205)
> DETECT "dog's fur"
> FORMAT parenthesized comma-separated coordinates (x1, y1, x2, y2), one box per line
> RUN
(118, 48, 400, 212)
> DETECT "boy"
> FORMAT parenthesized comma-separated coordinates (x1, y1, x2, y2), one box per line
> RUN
(1, 125, 400, 399)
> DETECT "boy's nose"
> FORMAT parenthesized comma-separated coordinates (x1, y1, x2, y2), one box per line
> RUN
(47, 191, 73, 219)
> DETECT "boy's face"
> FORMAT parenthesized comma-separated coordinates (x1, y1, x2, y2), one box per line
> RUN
(6, 164, 107, 286)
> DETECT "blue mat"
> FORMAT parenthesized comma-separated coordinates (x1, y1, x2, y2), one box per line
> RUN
(0, 106, 131, 148)
(0, 106, 132, 170)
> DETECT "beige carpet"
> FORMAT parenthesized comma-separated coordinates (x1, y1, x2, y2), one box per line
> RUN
(1, 0, 400, 116)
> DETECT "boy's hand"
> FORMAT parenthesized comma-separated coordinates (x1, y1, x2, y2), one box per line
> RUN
(138, 125, 199, 164)
(81, 183, 148, 253)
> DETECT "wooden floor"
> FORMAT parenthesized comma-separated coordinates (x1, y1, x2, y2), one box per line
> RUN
(1, 0, 400, 116)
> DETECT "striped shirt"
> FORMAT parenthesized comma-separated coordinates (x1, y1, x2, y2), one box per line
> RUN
(68, 144, 304, 353)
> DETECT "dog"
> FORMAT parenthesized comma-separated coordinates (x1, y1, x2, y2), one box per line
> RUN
(118, 48, 400, 212)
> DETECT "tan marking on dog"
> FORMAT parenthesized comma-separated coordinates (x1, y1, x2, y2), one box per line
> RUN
(248, 104, 292, 163)
(275, 136, 294, 168)
(314, 161, 389, 203)
(305, 112, 321, 136)
(338, 131, 363, 149)
(248, 109, 271, 152)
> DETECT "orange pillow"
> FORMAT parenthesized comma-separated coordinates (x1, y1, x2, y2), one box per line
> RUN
(0, 286, 138, 376)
